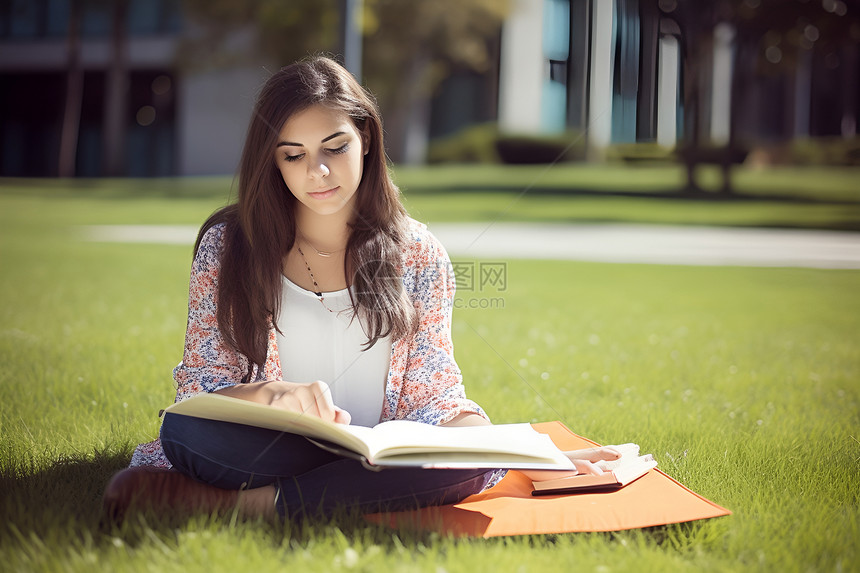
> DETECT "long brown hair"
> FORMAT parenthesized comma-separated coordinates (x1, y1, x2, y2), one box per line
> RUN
(197, 56, 414, 374)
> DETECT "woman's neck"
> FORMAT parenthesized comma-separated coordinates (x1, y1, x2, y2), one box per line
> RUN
(294, 209, 351, 253)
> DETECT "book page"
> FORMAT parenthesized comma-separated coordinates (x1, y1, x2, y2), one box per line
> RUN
(351, 421, 574, 468)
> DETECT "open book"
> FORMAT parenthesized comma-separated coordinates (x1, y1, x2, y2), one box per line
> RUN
(163, 393, 575, 470)
(531, 443, 658, 495)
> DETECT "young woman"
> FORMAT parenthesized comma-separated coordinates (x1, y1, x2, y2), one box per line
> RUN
(103, 56, 619, 521)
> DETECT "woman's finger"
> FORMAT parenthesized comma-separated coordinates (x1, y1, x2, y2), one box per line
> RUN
(564, 447, 621, 463)
(334, 407, 352, 425)
(266, 380, 345, 423)
(290, 386, 322, 418)
(308, 380, 338, 422)
(572, 459, 605, 476)
(270, 390, 304, 414)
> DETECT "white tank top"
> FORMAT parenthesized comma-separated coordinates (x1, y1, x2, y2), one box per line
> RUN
(275, 276, 391, 427)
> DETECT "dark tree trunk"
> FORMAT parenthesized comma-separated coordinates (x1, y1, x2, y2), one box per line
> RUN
(58, 0, 83, 178)
(103, 0, 129, 176)
(841, 40, 858, 138)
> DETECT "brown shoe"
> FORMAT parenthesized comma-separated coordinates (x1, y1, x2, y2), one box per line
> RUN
(102, 467, 239, 521)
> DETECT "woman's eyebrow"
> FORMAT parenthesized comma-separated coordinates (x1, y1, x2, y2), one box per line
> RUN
(321, 131, 347, 143)
(276, 131, 348, 148)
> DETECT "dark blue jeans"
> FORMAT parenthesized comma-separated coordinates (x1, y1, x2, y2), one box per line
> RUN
(160, 413, 494, 519)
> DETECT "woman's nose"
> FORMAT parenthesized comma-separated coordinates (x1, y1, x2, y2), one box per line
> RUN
(310, 161, 330, 179)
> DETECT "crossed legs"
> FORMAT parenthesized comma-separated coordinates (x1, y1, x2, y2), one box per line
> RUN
(157, 413, 493, 520)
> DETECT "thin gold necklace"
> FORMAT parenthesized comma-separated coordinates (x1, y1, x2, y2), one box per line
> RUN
(300, 235, 345, 258)
(295, 245, 335, 313)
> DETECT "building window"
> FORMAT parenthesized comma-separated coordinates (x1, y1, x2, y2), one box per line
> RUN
(541, 0, 570, 132)
(611, 0, 640, 143)
(127, 0, 182, 36)
(5, 0, 43, 38)
(0, 0, 182, 39)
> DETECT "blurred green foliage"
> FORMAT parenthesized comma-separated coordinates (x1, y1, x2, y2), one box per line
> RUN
(427, 123, 500, 164)
(605, 142, 677, 164)
(494, 131, 586, 164)
(779, 137, 860, 167)
(427, 125, 585, 165)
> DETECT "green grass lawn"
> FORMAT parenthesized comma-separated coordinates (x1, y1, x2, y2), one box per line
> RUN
(1, 173, 858, 572)
(396, 163, 860, 230)
(2, 161, 859, 230)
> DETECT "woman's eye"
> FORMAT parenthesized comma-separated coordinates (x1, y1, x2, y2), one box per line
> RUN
(283, 143, 347, 162)
(327, 143, 349, 155)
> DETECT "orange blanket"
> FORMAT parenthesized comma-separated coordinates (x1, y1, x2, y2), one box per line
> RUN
(367, 421, 730, 537)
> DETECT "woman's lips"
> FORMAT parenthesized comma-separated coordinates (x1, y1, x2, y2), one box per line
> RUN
(308, 186, 339, 200)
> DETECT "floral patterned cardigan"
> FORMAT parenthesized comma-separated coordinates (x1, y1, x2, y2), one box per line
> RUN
(129, 219, 494, 470)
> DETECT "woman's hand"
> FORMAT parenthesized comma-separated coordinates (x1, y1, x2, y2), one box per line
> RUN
(214, 380, 351, 424)
(520, 446, 622, 482)
(564, 446, 622, 474)
(267, 380, 352, 425)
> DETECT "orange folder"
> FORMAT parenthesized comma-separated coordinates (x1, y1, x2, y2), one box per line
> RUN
(367, 421, 731, 537)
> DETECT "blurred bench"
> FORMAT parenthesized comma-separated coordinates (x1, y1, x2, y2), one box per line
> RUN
(677, 145, 749, 195)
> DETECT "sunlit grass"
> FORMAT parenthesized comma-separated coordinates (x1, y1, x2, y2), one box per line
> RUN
(3, 161, 859, 231)
(1, 177, 858, 572)
(396, 164, 860, 230)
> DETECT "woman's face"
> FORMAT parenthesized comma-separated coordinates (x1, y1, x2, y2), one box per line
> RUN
(274, 104, 366, 219)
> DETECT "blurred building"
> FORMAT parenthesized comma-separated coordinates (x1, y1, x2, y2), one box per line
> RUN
(495, 0, 688, 149)
(1, 0, 857, 176)
(492, 0, 859, 154)
(0, 0, 265, 177)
